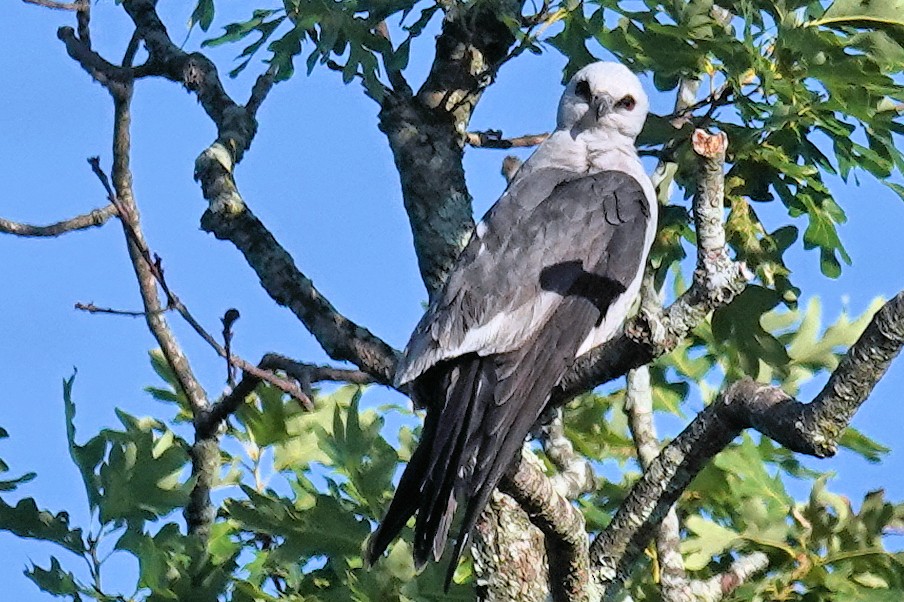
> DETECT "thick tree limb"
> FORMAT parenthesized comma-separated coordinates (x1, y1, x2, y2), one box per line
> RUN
(197, 190, 399, 384)
(0, 205, 116, 237)
(57, 26, 130, 95)
(380, 0, 522, 297)
(471, 491, 549, 602)
(122, 0, 245, 138)
(500, 449, 594, 602)
(590, 290, 904, 598)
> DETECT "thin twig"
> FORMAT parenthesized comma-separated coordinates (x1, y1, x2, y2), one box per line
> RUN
(222, 309, 240, 387)
(199, 354, 379, 437)
(466, 130, 549, 149)
(22, 0, 85, 10)
(88, 158, 310, 405)
(74, 302, 170, 317)
(0, 205, 117, 237)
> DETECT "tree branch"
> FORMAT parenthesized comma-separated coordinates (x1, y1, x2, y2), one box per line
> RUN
(590, 291, 904, 598)
(196, 187, 400, 384)
(534, 408, 595, 500)
(380, 0, 522, 297)
(466, 130, 549, 149)
(0, 205, 117, 237)
(56, 26, 130, 95)
(113, 0, 399, 383)
(97, 79, 218, 541)
(472, 493, 549, 601)
(74, 301, 168, 317)
(22, 0, 84, 11)
(687, 552, 769, 602)
(624, 365, 693, 602)
(199, 354, 379, 438)
(500, 449, 594, 602)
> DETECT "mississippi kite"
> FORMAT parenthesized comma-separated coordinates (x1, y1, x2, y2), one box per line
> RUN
(366, 61, 658, 578)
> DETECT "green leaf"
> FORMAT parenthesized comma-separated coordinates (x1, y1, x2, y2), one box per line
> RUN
(25, 557, 84, 600)
(236, 383, 290, 447)
(839, 427, 890, 463)
(94, 411, 191, 526)
(189, 0, 215, 32)
(812, 0, 904, 28)
(0, 470, 35, 491)
(62, 372, 103, 510)
(882, 181, 904, 203)
(681, 515, 740, 570)
(0, 497, 86, 554)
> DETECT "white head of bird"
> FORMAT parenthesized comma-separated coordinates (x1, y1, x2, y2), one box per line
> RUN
(556, 61, 649, 140)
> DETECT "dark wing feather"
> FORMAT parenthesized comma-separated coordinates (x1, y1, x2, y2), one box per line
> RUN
(396, 169, 651, 386)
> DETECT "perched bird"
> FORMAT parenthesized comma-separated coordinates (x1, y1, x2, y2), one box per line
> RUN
(366, 61, 658, 580)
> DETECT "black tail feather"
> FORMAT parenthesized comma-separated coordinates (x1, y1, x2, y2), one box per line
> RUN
(415, 356, 493, 566)
(370, 296, 598, 586)
(364, 408, 439, 566)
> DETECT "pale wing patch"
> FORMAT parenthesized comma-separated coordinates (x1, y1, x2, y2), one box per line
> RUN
(396, 290, 561, 386)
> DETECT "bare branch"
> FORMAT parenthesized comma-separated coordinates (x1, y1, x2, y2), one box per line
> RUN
(688, 552, 769, 602)
(196, 176, 400, 383)
(222, 309, 240, 387)
(535, 408, 595, 499)
(0, 205, 116, 237)
(113, 0, 399, 383)
(259, 354, 378, 386)
(199, 353, 381, 438)
(625, 365, 691, 601)
(466, 130, 549, 149)
(74, 301, 169, 317)
(590, 291, 904, 597)
(500, 449, 594, 602)
(56, 26, 131, 95)
(246, 65, 278, 117)
(22, 0, 85, 10)
(95, 80, 218, 541)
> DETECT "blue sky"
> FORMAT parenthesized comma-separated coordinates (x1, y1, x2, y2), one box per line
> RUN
(2, 2, 904, 599)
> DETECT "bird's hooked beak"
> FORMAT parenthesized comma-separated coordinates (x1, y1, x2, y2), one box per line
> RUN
(591, 92, 615, 119)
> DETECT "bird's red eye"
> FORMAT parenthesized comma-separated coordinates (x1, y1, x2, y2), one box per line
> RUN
(616, 95, 636, 110)
(574, 80, 592, 101)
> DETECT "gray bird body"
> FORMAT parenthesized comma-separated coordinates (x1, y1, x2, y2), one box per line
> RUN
(366, 62, 658, 582)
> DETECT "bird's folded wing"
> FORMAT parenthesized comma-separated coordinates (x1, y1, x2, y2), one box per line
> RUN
(395, 167, 650, 386)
